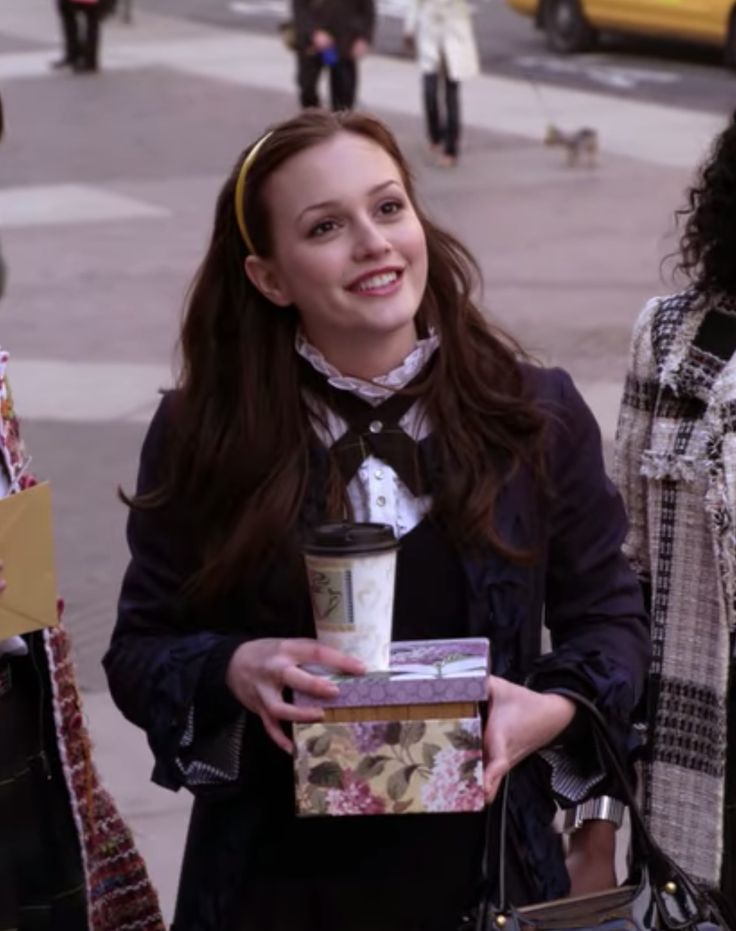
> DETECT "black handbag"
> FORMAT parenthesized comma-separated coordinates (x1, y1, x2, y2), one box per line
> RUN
(466, 691, 736, 931)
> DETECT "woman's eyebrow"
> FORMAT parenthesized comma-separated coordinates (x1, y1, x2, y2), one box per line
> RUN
(296, 180, 401, 222)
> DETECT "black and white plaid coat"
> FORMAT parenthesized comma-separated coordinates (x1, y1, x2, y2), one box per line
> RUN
(614, 287, 736, 887)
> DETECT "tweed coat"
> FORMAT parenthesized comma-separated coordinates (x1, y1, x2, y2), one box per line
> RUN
(0, 348, 164, 931)
(404, 0, 479, 82)
(614, 288, 736, 887)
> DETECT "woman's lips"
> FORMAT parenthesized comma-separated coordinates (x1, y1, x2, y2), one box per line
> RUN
(347, 268, 404, 296)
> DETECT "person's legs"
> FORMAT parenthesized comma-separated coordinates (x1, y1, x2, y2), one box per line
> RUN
(297, 51, 322, 108)
(422, 72, 443, 149)
(444, 77, 461, 159)
(77, 5, 100, 71)
(329, 58, 357, 110)
(53, 0, 79, 67)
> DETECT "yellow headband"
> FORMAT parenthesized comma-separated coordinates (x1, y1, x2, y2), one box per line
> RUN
(234, 131, 273, 254)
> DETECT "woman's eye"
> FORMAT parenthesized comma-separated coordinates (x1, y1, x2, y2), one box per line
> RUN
(379, 200, 404, 216)
(309, 219, 339, 238)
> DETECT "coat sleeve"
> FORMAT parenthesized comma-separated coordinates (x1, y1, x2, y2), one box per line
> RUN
(613, 299, 661, 590)
(527, 368, 651, 771)
(103, 395, 250, 796)
(292, 0, 318, 48)
(354, 0, 375, 41)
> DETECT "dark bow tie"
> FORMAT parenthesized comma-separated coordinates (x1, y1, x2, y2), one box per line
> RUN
(299, 357, 435, 497)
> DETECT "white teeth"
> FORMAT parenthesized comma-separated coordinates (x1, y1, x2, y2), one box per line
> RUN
(356, 271, 398, 291)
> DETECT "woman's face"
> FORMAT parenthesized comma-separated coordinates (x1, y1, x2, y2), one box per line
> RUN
(246, 132, 428, 373)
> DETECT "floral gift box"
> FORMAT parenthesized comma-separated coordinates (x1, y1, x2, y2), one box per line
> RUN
(292, 638, 490, 817)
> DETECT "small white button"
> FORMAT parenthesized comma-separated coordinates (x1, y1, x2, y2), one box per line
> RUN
(369, 420, 383, 434)
(374, 469, 384, 480)
(376, 495, 386, 507)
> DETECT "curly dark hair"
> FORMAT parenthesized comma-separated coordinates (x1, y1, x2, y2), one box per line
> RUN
(676, 110, 736, 294)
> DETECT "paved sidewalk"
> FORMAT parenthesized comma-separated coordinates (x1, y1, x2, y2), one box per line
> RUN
(0, 1, 725, 922)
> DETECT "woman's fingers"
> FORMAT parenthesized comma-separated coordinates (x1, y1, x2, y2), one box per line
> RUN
(483, 677, 509, 801)
(483, 717, 507, 802)
(228, 637, 364, 755)
(281, 664, 340, 699)
(260, 710, 294, 755)
(266, 696, 325, 725)
(483, 759, 507, 803)
(482, 675, 577, 801)
(258, 689, 324, 754)
(282, 639, 365, 676)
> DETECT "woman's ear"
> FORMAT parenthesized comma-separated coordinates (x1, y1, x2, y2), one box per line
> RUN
(244, 255, 292, 307)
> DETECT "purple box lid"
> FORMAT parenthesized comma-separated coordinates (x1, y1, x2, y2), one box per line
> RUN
(293, 638, 490, 709)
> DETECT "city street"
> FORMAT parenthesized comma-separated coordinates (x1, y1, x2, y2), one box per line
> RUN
(0, 0, 730, 921)
(140, 0, 736, 111)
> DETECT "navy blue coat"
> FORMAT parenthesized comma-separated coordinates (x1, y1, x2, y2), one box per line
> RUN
(104, 365, 650, 930)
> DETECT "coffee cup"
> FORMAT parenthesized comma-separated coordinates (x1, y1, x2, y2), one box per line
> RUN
(302, 522, 398, 672)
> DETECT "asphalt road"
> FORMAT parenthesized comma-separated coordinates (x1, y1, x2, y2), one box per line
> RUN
(127, 0, 736, 112)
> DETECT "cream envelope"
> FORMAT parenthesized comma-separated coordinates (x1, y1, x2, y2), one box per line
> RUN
(0, 482, 59, 638)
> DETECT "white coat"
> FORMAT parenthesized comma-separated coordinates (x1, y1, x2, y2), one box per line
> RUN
(404, 0, 480, 82)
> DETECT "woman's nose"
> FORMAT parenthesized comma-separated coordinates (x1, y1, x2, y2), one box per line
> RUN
(353, 221, 391, 260)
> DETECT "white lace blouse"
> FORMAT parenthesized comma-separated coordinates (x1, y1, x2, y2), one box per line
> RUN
(295, 329, 440, 539)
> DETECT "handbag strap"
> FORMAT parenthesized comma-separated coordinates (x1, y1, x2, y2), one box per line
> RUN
(480, 690, 714, 929)
(549, 690, 653, 856)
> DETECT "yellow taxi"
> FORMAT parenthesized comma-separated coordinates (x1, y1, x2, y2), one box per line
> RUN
(506, 0, 736, 63)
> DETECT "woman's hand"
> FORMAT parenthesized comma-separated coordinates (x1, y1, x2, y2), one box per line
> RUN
(226, 638, 365, 754)
(350, 38, 369, 59)
(311, 29, 334, 51)
(483, 677, 576, 801)
(566, 820, 617, 895)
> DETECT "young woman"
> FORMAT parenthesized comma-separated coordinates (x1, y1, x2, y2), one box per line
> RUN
(0, 92, 163, 931)
(403, 0, 480, 167)
(615, 111, 736, 909)
(104, 109, 649, 931)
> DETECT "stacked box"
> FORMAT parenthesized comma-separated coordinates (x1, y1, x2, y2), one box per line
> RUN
(293, 638, 490, 816)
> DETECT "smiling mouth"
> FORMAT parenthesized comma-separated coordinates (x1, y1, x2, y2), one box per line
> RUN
(349, 269, 404, 294)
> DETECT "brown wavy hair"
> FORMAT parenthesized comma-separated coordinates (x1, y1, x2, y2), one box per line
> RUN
(129, 110, 547, 599)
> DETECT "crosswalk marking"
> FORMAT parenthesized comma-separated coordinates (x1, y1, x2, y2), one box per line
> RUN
(7, 359, 172, 424)
(0, 184, 169, 229)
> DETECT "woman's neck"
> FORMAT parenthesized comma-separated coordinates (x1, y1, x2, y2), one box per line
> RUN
(305, 326, 419, 380)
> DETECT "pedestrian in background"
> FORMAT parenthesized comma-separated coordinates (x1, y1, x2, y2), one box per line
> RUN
(291, 0, 375, 111)
(615, 110, 736, 912)
(403, 0, 480, 167)
(52, 0, 105, 73)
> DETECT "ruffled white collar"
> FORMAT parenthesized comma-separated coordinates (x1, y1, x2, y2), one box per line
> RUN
(295, 329, 440, 402)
